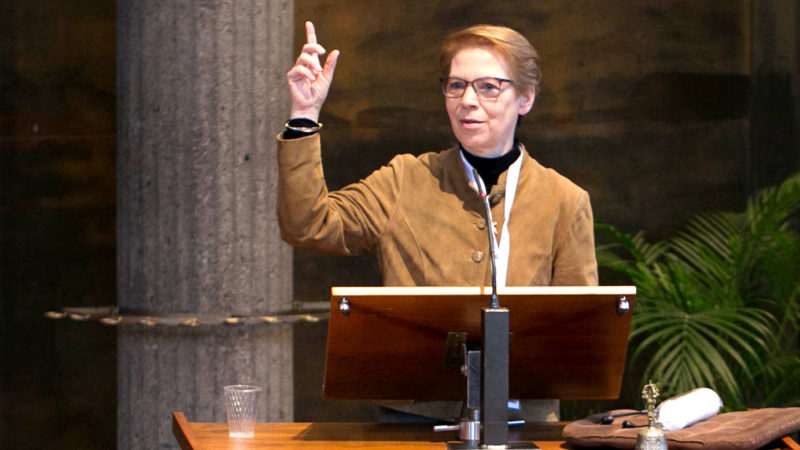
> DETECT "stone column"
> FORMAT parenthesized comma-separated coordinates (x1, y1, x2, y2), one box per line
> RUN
(116, 1, 293, 448)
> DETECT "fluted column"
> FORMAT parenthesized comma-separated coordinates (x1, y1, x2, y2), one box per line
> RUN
(116, 1, 293, 448)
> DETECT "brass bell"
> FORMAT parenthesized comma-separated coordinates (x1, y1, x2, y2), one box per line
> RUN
(635, 381, 668, 450)
(636, 425, 668, 450)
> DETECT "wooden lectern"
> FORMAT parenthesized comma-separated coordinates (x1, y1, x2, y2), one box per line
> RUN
(324, 286, 636, 402)
(171, 286, 636, 449)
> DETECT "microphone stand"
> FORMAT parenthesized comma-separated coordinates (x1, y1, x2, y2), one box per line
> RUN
(437, 170, 535, 449)
(475, 169, 500, 310)
(473, 169, 510, 447)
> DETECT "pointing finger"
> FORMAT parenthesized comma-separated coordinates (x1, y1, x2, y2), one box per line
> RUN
(304, 21, 321, 71)
(305, 21, 317, 45)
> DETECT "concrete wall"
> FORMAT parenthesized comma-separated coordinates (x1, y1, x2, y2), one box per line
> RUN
(291, 0, 762, 305)
(0, 2, 117, 448)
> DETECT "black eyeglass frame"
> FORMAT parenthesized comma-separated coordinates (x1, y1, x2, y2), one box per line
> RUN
(439, 76, 515, 99)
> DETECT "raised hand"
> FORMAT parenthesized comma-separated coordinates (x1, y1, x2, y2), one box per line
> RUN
(286, 21, 339, 122)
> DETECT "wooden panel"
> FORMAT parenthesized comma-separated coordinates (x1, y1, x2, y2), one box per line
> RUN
(324, 286, 635, 401)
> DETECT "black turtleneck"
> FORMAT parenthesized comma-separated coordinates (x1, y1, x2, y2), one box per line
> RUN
(460, 143, 521, 190)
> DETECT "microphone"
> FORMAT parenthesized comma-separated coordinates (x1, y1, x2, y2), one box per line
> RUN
(487, 193, 503, 206)
(472, 168, 499, 309)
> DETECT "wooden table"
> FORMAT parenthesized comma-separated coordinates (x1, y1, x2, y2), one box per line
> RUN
(173, 412, 572, 449)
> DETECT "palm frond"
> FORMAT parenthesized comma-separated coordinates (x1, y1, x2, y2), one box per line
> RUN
(597, 172, 800, 410)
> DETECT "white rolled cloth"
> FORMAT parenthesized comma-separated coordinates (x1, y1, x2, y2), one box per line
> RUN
(656, 387, 723, 431)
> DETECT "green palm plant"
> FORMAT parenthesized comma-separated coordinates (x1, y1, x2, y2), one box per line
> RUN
(597, 173, 800, 409)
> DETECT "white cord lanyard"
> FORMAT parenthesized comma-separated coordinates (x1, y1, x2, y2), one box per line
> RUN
(460, 151, 522, 288)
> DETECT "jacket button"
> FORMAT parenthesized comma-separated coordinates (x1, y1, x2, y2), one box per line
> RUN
(476, 218, 486, 230)
(472, 251, 484, 262)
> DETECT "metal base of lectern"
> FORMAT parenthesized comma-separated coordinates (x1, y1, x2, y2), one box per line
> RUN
(446, 442, 539, 449)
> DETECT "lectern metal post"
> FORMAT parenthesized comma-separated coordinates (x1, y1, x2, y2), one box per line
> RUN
(481, 306, 509, 445)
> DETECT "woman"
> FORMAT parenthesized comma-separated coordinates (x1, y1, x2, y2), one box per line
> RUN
(279, 22, 597, 421)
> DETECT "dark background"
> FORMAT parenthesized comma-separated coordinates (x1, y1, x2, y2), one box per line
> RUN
(2, 1, 798, 447)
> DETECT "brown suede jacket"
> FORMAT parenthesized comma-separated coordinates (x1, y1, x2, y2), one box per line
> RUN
(277, 133, 597, 287)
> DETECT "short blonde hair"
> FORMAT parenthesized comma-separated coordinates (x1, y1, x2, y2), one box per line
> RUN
(440, 25, 541, 95)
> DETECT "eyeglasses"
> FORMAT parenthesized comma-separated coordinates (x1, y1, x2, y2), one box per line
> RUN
(440, 77, 514, 99)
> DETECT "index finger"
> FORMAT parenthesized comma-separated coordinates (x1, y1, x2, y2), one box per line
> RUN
(305, 21, 317, 45)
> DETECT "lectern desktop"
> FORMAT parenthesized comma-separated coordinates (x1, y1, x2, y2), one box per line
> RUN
(324, 286, 636, 403)
(324, 286, 635, 449)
